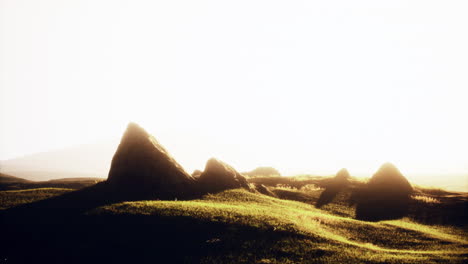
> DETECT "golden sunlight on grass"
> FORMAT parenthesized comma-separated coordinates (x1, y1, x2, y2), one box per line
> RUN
(91, 189, 468, 262)
(412, 195, 441, 204)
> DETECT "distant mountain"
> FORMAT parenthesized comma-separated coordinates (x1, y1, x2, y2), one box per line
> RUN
(0, 141, 118, 181)
(0, 172, 31, 183)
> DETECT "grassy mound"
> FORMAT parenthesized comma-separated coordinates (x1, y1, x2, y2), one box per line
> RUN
(90, 189, 468, 263)
(2, 187, 467, 263)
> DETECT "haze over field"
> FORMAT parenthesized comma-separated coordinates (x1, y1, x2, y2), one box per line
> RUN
(1, 123, 467, 263)
(0, 139, 466, 192)
(1, 1, 467, 190)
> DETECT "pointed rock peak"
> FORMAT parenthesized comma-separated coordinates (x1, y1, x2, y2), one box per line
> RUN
(378, 162, 399, 173)
(369, 162, 412, 193)
(335, 168, 350, 180)
(107, 123, 194, 198)
(126, 122, 146, 132)
(355, 162, 413, 221)
(372, 162, 404, 181)
(120, 122, 150, 142)
(198, 158, 250, 193)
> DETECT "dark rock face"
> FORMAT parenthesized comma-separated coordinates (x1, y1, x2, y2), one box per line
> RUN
(316, 168, 350, 208)
(197, 158, 250, 193)
(366, 163, 412, 193)
(107, 123, 195, 199)
(354, 163, 413, 221)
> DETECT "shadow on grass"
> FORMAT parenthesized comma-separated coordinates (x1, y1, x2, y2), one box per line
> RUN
(0, 182, 330, 264)
(2, 180, 202, 217)
(1, 209, 327, 264)
(0, 181, 202, 263)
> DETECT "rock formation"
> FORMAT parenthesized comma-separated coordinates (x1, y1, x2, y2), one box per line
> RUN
(354, 163, 413, 221)
(107, 122, 195, 199)
(197, 158, 250, 193)
(366, 163, 412, 194)
(191, 170, 202, 178)
(334, 168, 350, 182)
(316, 168, 350, 208)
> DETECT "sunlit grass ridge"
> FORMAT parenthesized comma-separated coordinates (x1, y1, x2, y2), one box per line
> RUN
(92, 189, 467, 262)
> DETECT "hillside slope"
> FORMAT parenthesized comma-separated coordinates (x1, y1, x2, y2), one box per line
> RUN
(0, 172, 31, 184)
(0, 141, 117, 181)
(1, 188, 467, 263)
(90, 190, 468, 263)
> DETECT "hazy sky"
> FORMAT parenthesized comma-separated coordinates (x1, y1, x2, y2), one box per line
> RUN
(1, 1, 468, 178)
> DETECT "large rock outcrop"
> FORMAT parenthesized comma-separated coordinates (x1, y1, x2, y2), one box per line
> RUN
(316, 168, 350, 208)
(197, 158, 250, 193)
(354, 163, 413, 221)
(366, 163, 412, 193)
(107, 122, 195, 199)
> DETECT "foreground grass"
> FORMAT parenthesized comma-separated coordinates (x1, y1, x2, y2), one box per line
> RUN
(92, 189, 468, 263)
(0, 188, 73, 209)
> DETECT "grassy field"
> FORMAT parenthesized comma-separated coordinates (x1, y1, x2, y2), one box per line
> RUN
(0, 174, 103, 191)
(90, 189, 467, 263)
(0, 187, 73, 209)
(1, 183, 467, 263)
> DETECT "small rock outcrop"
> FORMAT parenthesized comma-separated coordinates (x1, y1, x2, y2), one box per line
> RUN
(191, 170, 203, 178)
(334, 168, 351, 182)
(107, 123, 195, 199)
(244, 167, 281, 177)
(253, 183, 277, 197)
(354, 163, 413, 221)
(197, 158, 250, 193)
(316, 168, 351, 208)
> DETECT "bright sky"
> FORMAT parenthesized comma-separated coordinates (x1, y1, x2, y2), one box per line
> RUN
(1, 1, 468, 180)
